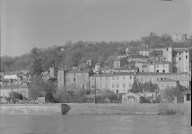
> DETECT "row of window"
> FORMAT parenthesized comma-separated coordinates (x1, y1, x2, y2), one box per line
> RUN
(112, 83, 132, 88)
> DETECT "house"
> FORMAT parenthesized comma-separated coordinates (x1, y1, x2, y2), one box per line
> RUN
(0, 83, 29, 98)
(4, 72, 19, 80)
(182, 90, 191, 104)
(122, 92, 145, 104)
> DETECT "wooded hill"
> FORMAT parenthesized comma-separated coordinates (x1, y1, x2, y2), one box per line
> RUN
(1, 33, 192, 72)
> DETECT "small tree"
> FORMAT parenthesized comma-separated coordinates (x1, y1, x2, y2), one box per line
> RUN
(30, 58, 43, 77)
(130, 80, 140, 93)
(29, 76, 45, 102)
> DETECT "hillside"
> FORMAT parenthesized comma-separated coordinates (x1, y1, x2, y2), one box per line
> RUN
(1, 33, 192, 72)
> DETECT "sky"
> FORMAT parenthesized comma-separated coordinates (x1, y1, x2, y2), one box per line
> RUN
(1, 0, 192, 57)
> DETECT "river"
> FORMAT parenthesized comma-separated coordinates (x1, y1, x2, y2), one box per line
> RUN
(0, 114, 191, 134)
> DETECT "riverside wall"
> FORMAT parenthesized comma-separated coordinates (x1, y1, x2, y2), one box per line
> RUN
(0, 104, 71, 115)
(0, 103, 190, 115)
(66, 103, 191, 115)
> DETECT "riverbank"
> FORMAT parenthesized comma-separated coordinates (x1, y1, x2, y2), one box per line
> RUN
(66, 103, 191, 115)
(0, 103, 191, 115)
(0, 104, 70, 115)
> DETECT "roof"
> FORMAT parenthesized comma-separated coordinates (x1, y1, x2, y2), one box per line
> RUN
(90, 72, 135, 77)
(76, 63, 87, 68)
(66, 68, 92, 74)
(123, 92, 144, 97)
(159, 78, 177, 82)
(114, 67, 138, 70)
(100, 66, 111, 70)
(136, 72, 184, 76)
(152, 61, 171, 64)
(1, 84, 21, 90)
(128, 55, 149, 59)
(142, 65, 147, 68)
(182, 90, 191, 95)
(113, 57, 127, 61)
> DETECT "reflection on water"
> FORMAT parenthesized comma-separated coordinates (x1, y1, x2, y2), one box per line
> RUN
(0, 114, 191, 134)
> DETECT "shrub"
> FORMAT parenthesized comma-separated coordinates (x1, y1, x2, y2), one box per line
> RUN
(157, 103, 176, 115)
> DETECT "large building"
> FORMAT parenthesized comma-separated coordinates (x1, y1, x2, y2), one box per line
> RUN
(57, 68, 94, 90)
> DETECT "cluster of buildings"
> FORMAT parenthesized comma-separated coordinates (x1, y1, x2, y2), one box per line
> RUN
(0, 45, 191, 104)
(57, 45, 191, 103)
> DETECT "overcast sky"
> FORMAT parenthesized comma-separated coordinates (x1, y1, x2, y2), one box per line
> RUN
(1, 0, 192, 56)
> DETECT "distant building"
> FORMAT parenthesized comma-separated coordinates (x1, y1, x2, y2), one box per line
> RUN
(127, 55, 149, 62)
(182, 90, 191, 104)
(172, 33, 187, 42)
(49, 66, 57, 78)
(0, 83, 29, 98)
(122, 92, 145, 104)
(147, 61, 172, 73)
(4, 72, 19, 80)
(113, 57, 128, 68)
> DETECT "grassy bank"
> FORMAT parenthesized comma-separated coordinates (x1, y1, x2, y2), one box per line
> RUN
(67, 103, 191, 115)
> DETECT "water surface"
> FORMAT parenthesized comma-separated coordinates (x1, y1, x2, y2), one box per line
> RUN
(0, 114, 191, 134)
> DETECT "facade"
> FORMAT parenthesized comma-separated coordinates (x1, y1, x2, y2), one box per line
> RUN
(90, 73, 111, 92)
(148, 61, 172, 73)
(138, 49, 152, 56)
(0, 83, 29, 98)
(127, 55, 149, 62)
(158, 79, 177, 90)
(49, 66, 57, 78)
(122, 92, 144, 104)
(172, 33, 187, 42)
(100, 66, 111, 73)
(57, 68, 66, 90)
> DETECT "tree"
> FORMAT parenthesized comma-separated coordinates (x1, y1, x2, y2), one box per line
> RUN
(9, 92, 23, 102)
(30, 58, 43, 77)
(130, 80, 140, 93)
(28, 76, 45, 102)
(163, 85, 184, 103)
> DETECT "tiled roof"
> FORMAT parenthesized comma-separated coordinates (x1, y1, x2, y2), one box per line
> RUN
(1, 84, 21, 90)
(142, 65, 147, 68)
(100, 66, 111, 70)
(152, 61, 171, 64)
(128, 55, 149, 59)
(114, 67, 138, 70)
(90, 72, 135, 77)
(159, 78, 177, 82)
(137, 72, 178, 75)
(182, 90, 191, 95)
(66, 68, 92, 74)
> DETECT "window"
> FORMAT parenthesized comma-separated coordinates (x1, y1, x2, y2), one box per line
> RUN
(163, 70, 165, 73)
(130, 76, 132, 79)
(186, 94, 191, 101)
(116, 83, 119, 88)
(116, 90, 119, 93)
(112, 83, 115, 88)
(129, 83, 132, 87)
(123, 83, 126, 88)
(74, 78, 75, 82)
(186, 56, 188, 59)
(167, 48, 168, 51)
(157, 70, 159, 72)
(186, 51, 188, 53)
(105, 83, 108, 88)
(164, 57, 166, 60)
(116, 76, 119, 80)
(179, 57, 181, 60)
(162, 83, 164, 87)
